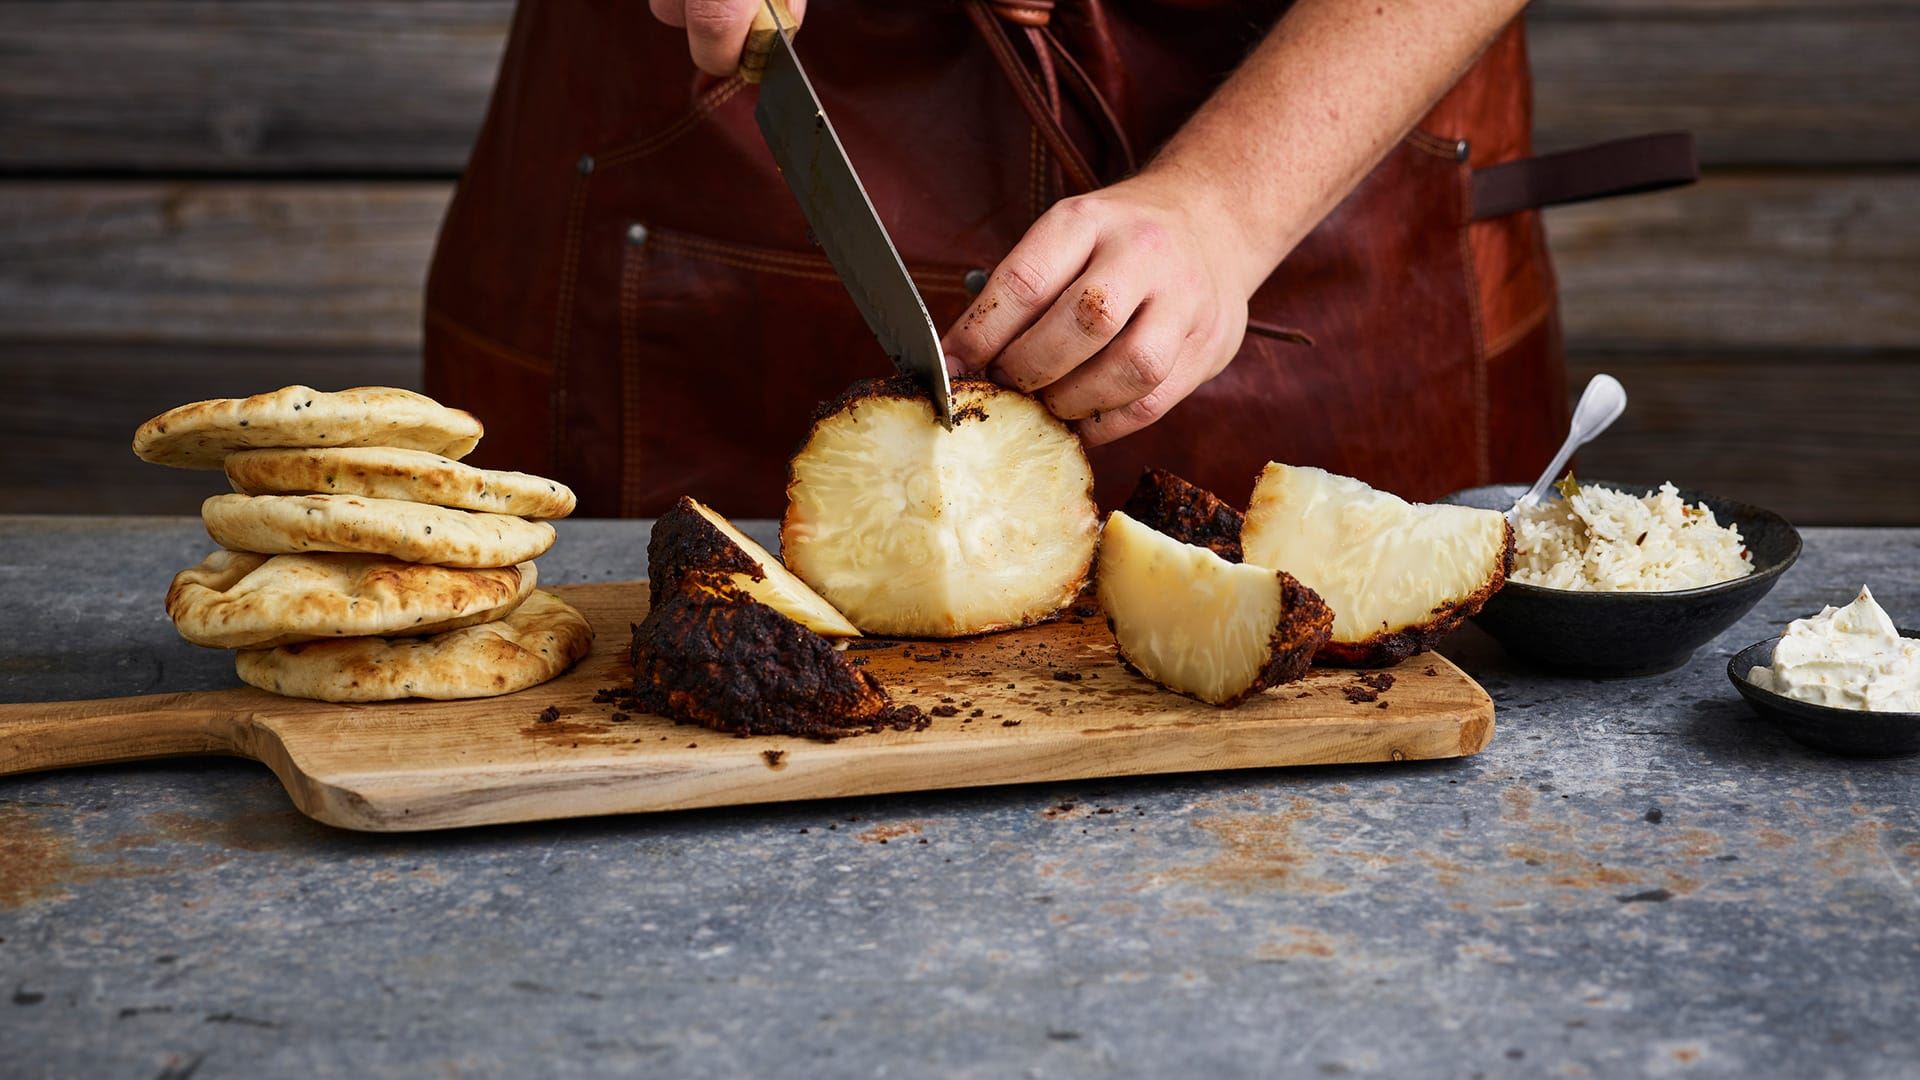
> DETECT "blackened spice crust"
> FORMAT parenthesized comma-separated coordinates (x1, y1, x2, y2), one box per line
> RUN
(630, 573, 928, 741)
(1122, 468, 1245, 562)
(645, 496, 764, 611)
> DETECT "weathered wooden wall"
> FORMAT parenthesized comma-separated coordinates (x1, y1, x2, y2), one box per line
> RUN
(1, 1, 1916, 522)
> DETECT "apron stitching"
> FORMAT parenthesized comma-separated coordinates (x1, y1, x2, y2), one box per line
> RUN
(619, 240, 649, 517)
(651, 234, 972, 294)
(550, 173, 590, 471)
(1407, 129, 1461, 159)
(1456, 158, 1492, 485)
(600, 78, 749, 168)
(1483, 294, 1553, 358)
(424, 308, 552, 375)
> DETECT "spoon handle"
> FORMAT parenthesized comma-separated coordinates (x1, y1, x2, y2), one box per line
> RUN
(1511, 373, 1628, 518)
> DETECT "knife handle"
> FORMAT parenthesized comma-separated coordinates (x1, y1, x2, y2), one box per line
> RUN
(740, 0, 799, 85)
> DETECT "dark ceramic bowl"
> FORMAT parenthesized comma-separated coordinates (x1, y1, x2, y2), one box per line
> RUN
(1439, 482, 1800, 676)
(1727, 632, 1920, 756)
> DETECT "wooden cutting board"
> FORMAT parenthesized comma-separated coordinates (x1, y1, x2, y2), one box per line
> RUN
(0, 582, 1494, 831)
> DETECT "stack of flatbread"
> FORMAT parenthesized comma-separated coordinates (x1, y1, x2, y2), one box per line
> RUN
(132, 386, 594, 702)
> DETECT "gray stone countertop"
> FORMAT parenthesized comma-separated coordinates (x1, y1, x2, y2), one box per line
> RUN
(1, 517, 1916, 1079)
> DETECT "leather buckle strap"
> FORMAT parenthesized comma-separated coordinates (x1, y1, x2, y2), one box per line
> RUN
(1470, 131, 1698, 221)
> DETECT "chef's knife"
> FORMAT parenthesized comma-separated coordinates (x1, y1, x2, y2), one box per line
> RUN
(741, 0, 955, 427)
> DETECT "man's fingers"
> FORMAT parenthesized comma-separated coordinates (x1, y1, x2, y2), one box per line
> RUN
(989, 264, 1145, 394)
(1072, 323, 1224, 447)
(941, 203, 1097, 375)
(1039, 298, 1183, 420)
(683, 0, 764, 75)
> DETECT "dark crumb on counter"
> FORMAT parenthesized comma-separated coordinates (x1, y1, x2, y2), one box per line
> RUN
(537, 705, 561, 724)
(844, 639, 899, 651)
(1095, 808, 1115, 815)
(940, 647, 954, 658)
(1377, 701, 1389, 709)
(610, 712, 630, 723)
(1002, 719, 1023, 727)
(1051, 671, 1084, 682)
(1343, 672, 1396, 704)
(930, 705, 961, 718)
(1645, 808, 1664, 824)
(1297, 691, 1313, 698)
(913, 652, 941, 663)
(850, 657, 867, 667)
(1073, 603, 1099, 619)
(969, 708, 984, 718)
(762, 750, 786, 768)
(687, 742, 698, 748)
(1424, 666, 1439, 677)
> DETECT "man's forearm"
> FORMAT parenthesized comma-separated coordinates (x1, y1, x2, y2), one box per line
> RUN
(1146, 0, 1530, 294)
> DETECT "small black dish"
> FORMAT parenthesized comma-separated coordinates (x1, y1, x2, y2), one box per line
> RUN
(1727, 632, 1920, 756)
(1440, 481, 1801, 677)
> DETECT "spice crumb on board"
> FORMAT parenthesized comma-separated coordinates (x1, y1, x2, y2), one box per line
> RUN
(537, 705, 561, 723)
(762, 750, 786, 768)
(930, 705, 960, 718)
(1051, 671, 1084, 682)
(1002, 719, 1023, 727)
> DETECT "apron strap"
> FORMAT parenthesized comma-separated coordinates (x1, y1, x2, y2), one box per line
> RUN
(1470, 132, 1699, 221)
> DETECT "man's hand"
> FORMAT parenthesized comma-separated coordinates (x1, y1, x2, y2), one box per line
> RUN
(650, 0, 807, 76)
(941, 171, 1266, 446)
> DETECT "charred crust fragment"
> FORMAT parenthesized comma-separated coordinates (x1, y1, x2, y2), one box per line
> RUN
(630, 573, 923, 740)
(1210, 571, 1333, 706)
(645, 496, 763, 609)
(1122, 468, 1244, 562)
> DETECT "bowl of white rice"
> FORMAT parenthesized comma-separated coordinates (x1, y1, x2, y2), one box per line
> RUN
(1441, 480, 1800, 675)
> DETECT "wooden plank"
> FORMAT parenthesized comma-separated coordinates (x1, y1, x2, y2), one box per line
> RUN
(0, 582, 1494, 831)
(1548, 173, 1920, 351)
(0, 2, 1914, 172)
(0, 0, 508, 173)
(0, 181, 445, 350)
(1527, 7, 1920, 165)
(3, 174, 1912, 353)
(1568, 352, 1920, 527)
(0, 343, 419, 516)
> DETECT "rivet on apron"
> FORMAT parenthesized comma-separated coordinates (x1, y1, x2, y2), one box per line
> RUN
(963, 268, 989, 297)
(1454, 139, 1470, 162)
(576, 153, 596, 175)
(626, 223, 650, 246)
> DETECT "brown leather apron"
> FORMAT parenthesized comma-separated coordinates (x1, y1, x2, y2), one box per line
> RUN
(425, 0, 1691, 517)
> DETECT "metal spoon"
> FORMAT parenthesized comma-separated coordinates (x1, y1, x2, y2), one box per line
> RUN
(1509, 373, 1628, 520)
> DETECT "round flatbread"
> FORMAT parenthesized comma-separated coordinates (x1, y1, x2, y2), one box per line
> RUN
(167, 549, 538, 649)
(133, 386, 483, 470)
(202, 493, 555, 568)
(225, 447, 576, 519)
(235, 591, 594, 702)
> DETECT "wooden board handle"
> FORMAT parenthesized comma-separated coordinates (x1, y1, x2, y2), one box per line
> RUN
(739, 0, 799, 84)
(0, 694, 241, 777)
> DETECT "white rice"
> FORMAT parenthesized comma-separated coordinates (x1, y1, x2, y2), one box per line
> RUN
(1511, 481, 1754, 592)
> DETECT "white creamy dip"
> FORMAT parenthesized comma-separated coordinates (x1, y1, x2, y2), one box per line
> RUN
(1747, 586, 1920, 712)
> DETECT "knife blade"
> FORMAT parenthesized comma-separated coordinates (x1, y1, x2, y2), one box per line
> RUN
(743, 0, 955, 427)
